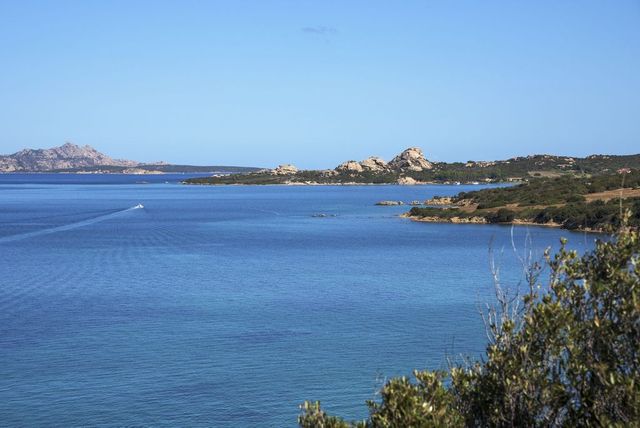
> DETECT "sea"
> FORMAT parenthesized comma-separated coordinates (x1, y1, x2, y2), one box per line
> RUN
(0, 174, 597, 426)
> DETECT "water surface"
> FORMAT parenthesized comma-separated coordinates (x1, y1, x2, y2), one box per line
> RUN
(0, 175, 596, 426)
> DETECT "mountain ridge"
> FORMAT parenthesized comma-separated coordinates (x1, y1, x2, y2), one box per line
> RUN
(0, 143, 139, 172)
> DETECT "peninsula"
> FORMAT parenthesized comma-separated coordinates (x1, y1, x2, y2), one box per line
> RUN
(183, 147, 640, 186)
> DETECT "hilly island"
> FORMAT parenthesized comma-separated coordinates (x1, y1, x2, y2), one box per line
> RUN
(0, 142, 259, 174)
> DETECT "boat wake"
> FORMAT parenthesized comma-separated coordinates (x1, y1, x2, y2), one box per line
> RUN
(249, 208, 281, 216)
(0, 204, 144, 244)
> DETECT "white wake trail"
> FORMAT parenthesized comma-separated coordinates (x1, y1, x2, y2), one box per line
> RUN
(0, 205, 144, 244)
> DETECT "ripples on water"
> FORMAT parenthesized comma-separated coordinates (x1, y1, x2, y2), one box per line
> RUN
(0, 175, 595, 426)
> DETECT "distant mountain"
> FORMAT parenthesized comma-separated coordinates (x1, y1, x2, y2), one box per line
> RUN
(0, 143, 137, 172)
(0, 143, 260, 174)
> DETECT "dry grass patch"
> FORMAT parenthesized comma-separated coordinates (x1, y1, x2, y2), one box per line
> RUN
(585, 188, 640, 202)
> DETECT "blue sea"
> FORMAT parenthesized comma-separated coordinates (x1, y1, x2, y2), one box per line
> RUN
(0, 175, 596, 426)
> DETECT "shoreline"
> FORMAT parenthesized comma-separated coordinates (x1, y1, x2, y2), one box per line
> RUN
(181, 180, 505, 186)
(401, 213, 603, 233)
(0, 171, 232, 176)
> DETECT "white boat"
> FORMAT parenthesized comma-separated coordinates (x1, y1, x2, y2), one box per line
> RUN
(134, 204, 144, 209)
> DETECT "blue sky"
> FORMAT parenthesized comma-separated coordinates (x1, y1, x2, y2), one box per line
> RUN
(0, 1, 638, 168)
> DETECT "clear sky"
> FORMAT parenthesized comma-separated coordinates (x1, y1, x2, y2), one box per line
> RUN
(0, 1, 638, 168)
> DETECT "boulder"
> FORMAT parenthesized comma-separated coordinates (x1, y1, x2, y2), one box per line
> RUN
(360, 156, 388, 171)
(320, 169, 338, 177)
(388, 147, 433, 171)
(272, 164, 298, 175)
(397, 176, 418, 185)
(424, 196, 455, 206)
(335, 160, 364, 172)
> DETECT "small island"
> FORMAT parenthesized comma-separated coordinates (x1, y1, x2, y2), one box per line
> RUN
(404, 170, 640, 232)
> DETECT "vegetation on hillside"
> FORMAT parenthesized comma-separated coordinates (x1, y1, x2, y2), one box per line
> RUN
(183, 170, 399, 185)
(299, 220, 640, 426)
(455, 170, 640, 208)
(408, 170, 640, 231)
(410, 198, 640, 231)
(424, 153, 640, 181)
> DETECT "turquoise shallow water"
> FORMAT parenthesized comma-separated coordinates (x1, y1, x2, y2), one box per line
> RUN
(0, 175, 595, 426)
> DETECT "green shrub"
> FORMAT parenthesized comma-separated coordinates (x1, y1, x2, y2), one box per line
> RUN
(567, 194, 586, 203)
(486, 208, 516, 223)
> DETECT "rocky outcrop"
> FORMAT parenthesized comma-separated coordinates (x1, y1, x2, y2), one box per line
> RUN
(397, 176, 419, 185)
(449, 216, 487, 224)
(336, 157, 388, 173)
(0, 142, 139, 172)
(320, 169, 338, 177)
(271, 164, 299, 175)
(424, 196, 455, 206)
(423, 196, 477, 207)
(388, 147, 433, 171)
(407, 215, 487, 224)
(360, 156, 388, 171)
(334, 147, 432, 175)
(335, 160, 364, 172)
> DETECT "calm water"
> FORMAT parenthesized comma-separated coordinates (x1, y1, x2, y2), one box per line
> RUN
(0, 175, 596, 426)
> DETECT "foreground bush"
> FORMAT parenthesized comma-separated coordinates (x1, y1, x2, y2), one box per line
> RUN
(299, 218, 640, 427)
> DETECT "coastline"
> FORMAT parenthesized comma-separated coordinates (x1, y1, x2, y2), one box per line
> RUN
(181, 180, 502, 186)
(401, 213, 603, 233)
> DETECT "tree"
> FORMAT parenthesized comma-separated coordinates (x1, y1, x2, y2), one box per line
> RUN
(486, 208, 516, 224)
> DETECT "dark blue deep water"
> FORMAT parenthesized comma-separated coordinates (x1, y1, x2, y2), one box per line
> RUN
(0, 175, 596, 426)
